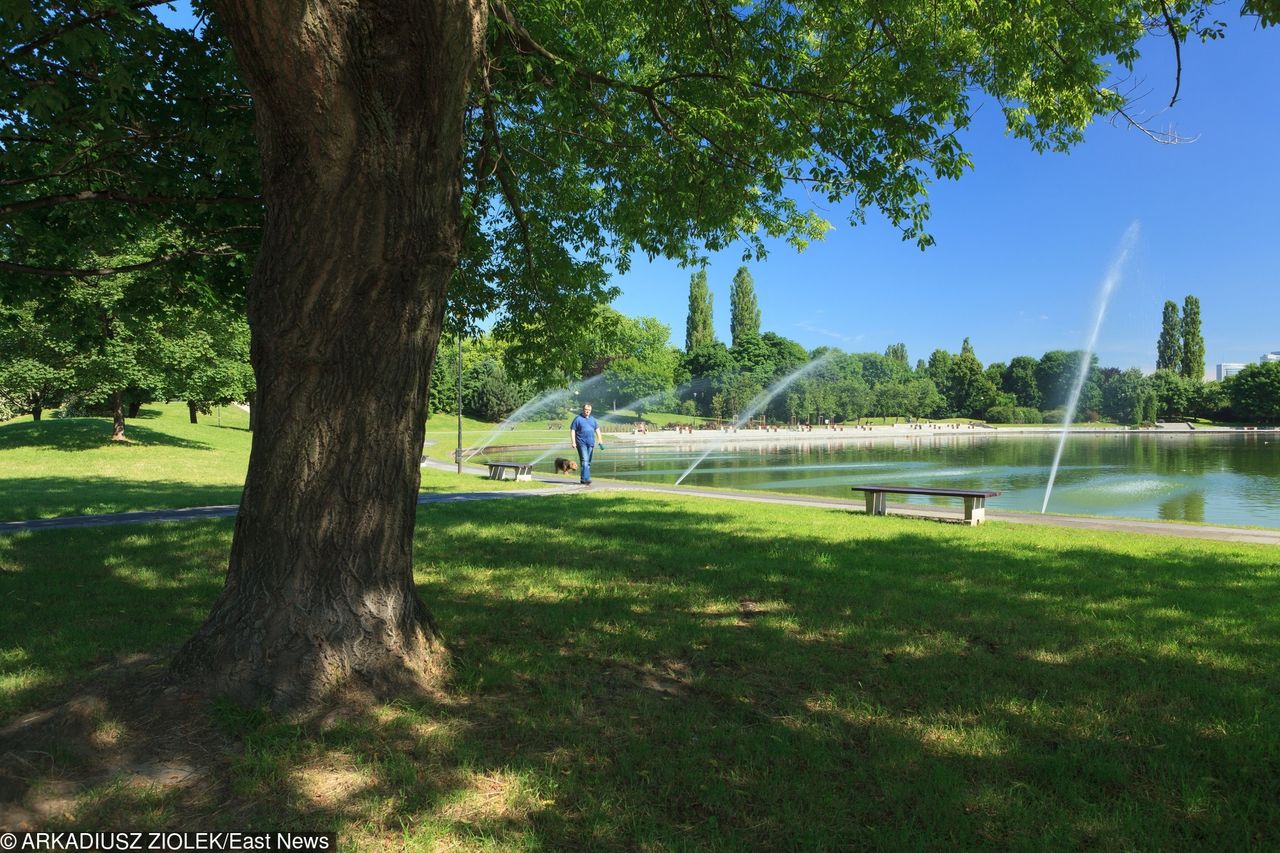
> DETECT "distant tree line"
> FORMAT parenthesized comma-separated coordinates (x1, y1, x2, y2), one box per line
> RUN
(419, 276, 1278, 427)
(10, 263, 1276, 433)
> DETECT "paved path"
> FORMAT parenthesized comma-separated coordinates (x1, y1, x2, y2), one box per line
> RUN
(3, 460, 1276, 546)
(0, 488, 569, 535)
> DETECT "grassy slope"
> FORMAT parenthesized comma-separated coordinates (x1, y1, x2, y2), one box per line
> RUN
(0, 405, 556, 520)
(0, 405, 253, 520)
(1, 492, 1276, 848)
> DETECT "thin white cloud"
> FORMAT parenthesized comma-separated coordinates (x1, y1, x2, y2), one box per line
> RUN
(796, 321, 863, 346)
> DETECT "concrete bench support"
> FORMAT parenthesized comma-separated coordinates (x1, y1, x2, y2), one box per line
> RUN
(852, 485, 1001, 526)
(962, 495, 987, 525)
(487, 462, 533, 481)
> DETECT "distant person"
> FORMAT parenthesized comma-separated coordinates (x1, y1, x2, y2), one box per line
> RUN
(569, 403, 603, 485)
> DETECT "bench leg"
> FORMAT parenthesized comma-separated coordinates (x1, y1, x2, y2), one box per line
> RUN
(864, 493, 887, 516)
(963, 496, 986, 526)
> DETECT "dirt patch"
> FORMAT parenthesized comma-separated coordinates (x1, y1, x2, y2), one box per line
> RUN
(603, 658, 693, 699)
(292, 761, 373, 811)
(0, 656, 237, 830)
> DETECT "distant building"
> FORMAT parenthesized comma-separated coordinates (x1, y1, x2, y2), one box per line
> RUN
(1217, 363, 1248, 380)
(1263, 352, 1280, 364)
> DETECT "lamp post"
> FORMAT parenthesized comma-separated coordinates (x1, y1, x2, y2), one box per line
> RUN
(455, 326, 463, 475)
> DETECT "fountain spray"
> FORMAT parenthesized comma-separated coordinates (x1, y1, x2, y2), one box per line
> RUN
(1041, 221, 1140, 513)
(675, 353, 836, 486)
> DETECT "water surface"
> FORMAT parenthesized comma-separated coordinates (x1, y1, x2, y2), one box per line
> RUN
(494, 433, 1280, 528)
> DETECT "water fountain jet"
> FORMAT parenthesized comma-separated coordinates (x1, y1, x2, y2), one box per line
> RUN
(464, 374, 606, 461)
(674, 353, 836, 486)
(1041, 222, 1140, 513)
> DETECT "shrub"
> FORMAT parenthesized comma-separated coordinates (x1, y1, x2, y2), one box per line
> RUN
(985, 404, 1043, 424)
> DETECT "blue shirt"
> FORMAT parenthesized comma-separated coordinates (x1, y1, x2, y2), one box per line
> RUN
(571, 414, 599, 446)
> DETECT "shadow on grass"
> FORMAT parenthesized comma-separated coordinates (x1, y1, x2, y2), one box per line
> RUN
(0, 477, 244, 522)
(0, 419, 211, 452)
(1, 495, 1277, 848)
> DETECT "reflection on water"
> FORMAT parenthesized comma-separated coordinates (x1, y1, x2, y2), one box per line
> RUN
(492, 433, 1280, 528)
(1159, 490, 1206, 524)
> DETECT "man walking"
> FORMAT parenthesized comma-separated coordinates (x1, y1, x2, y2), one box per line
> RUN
(569, 403, 603, 485)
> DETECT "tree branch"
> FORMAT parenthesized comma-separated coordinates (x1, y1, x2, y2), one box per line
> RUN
(1160, 1, 1183, 107)
(489, 0, 657, 99)
(0, 245, 253, 278)
(1, 190, 262, 218)
(1108, 104, 1197, 144)
(1043, 41, 1194, 145)
(482, 97, 534, 275)
(6, 0, 169, 59)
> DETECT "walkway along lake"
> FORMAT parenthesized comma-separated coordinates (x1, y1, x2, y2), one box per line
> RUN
(488, 431, 1280, 528)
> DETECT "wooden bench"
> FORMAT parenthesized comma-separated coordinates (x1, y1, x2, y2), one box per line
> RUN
(487, 462, 533, 481)
(851, 485, 1001, 526)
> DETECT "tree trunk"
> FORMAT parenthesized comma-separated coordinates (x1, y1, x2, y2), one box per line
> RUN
(31, 400, 42, 422)
(188, 400, 199, 424)
(173, 0, 485, 709)
(111, 391, 126, 441)
(127, 401, 142, 418)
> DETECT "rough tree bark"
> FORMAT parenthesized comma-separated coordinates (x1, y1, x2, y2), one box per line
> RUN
(187, 400, 199, 424)
(173, 0, 487, 709)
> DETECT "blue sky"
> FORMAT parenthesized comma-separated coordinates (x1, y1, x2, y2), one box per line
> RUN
(609, 23, 1279, 377)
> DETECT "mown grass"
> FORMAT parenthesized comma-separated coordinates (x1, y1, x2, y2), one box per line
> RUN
(0, 406, 560, 520)
(0, 404, 252, 521)
(1, 492, 1276, 849)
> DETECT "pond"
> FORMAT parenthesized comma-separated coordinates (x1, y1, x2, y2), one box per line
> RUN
(494, 432, 1280, 528)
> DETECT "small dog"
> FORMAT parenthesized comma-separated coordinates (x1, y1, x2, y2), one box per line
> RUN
(554, 457, 579, 475)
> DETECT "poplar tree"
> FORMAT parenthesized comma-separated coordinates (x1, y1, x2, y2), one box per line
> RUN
(729, 266, 761, 348)
(1180, 295, 1205, 381)
(685, 270, 714, 352)
(1156, 300, 1182, 371)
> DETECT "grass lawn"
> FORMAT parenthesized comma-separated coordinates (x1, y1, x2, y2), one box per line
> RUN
(0, 406, 558, 520)
(0, 405, 253, 521)
(1, 492, 1276, 849)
